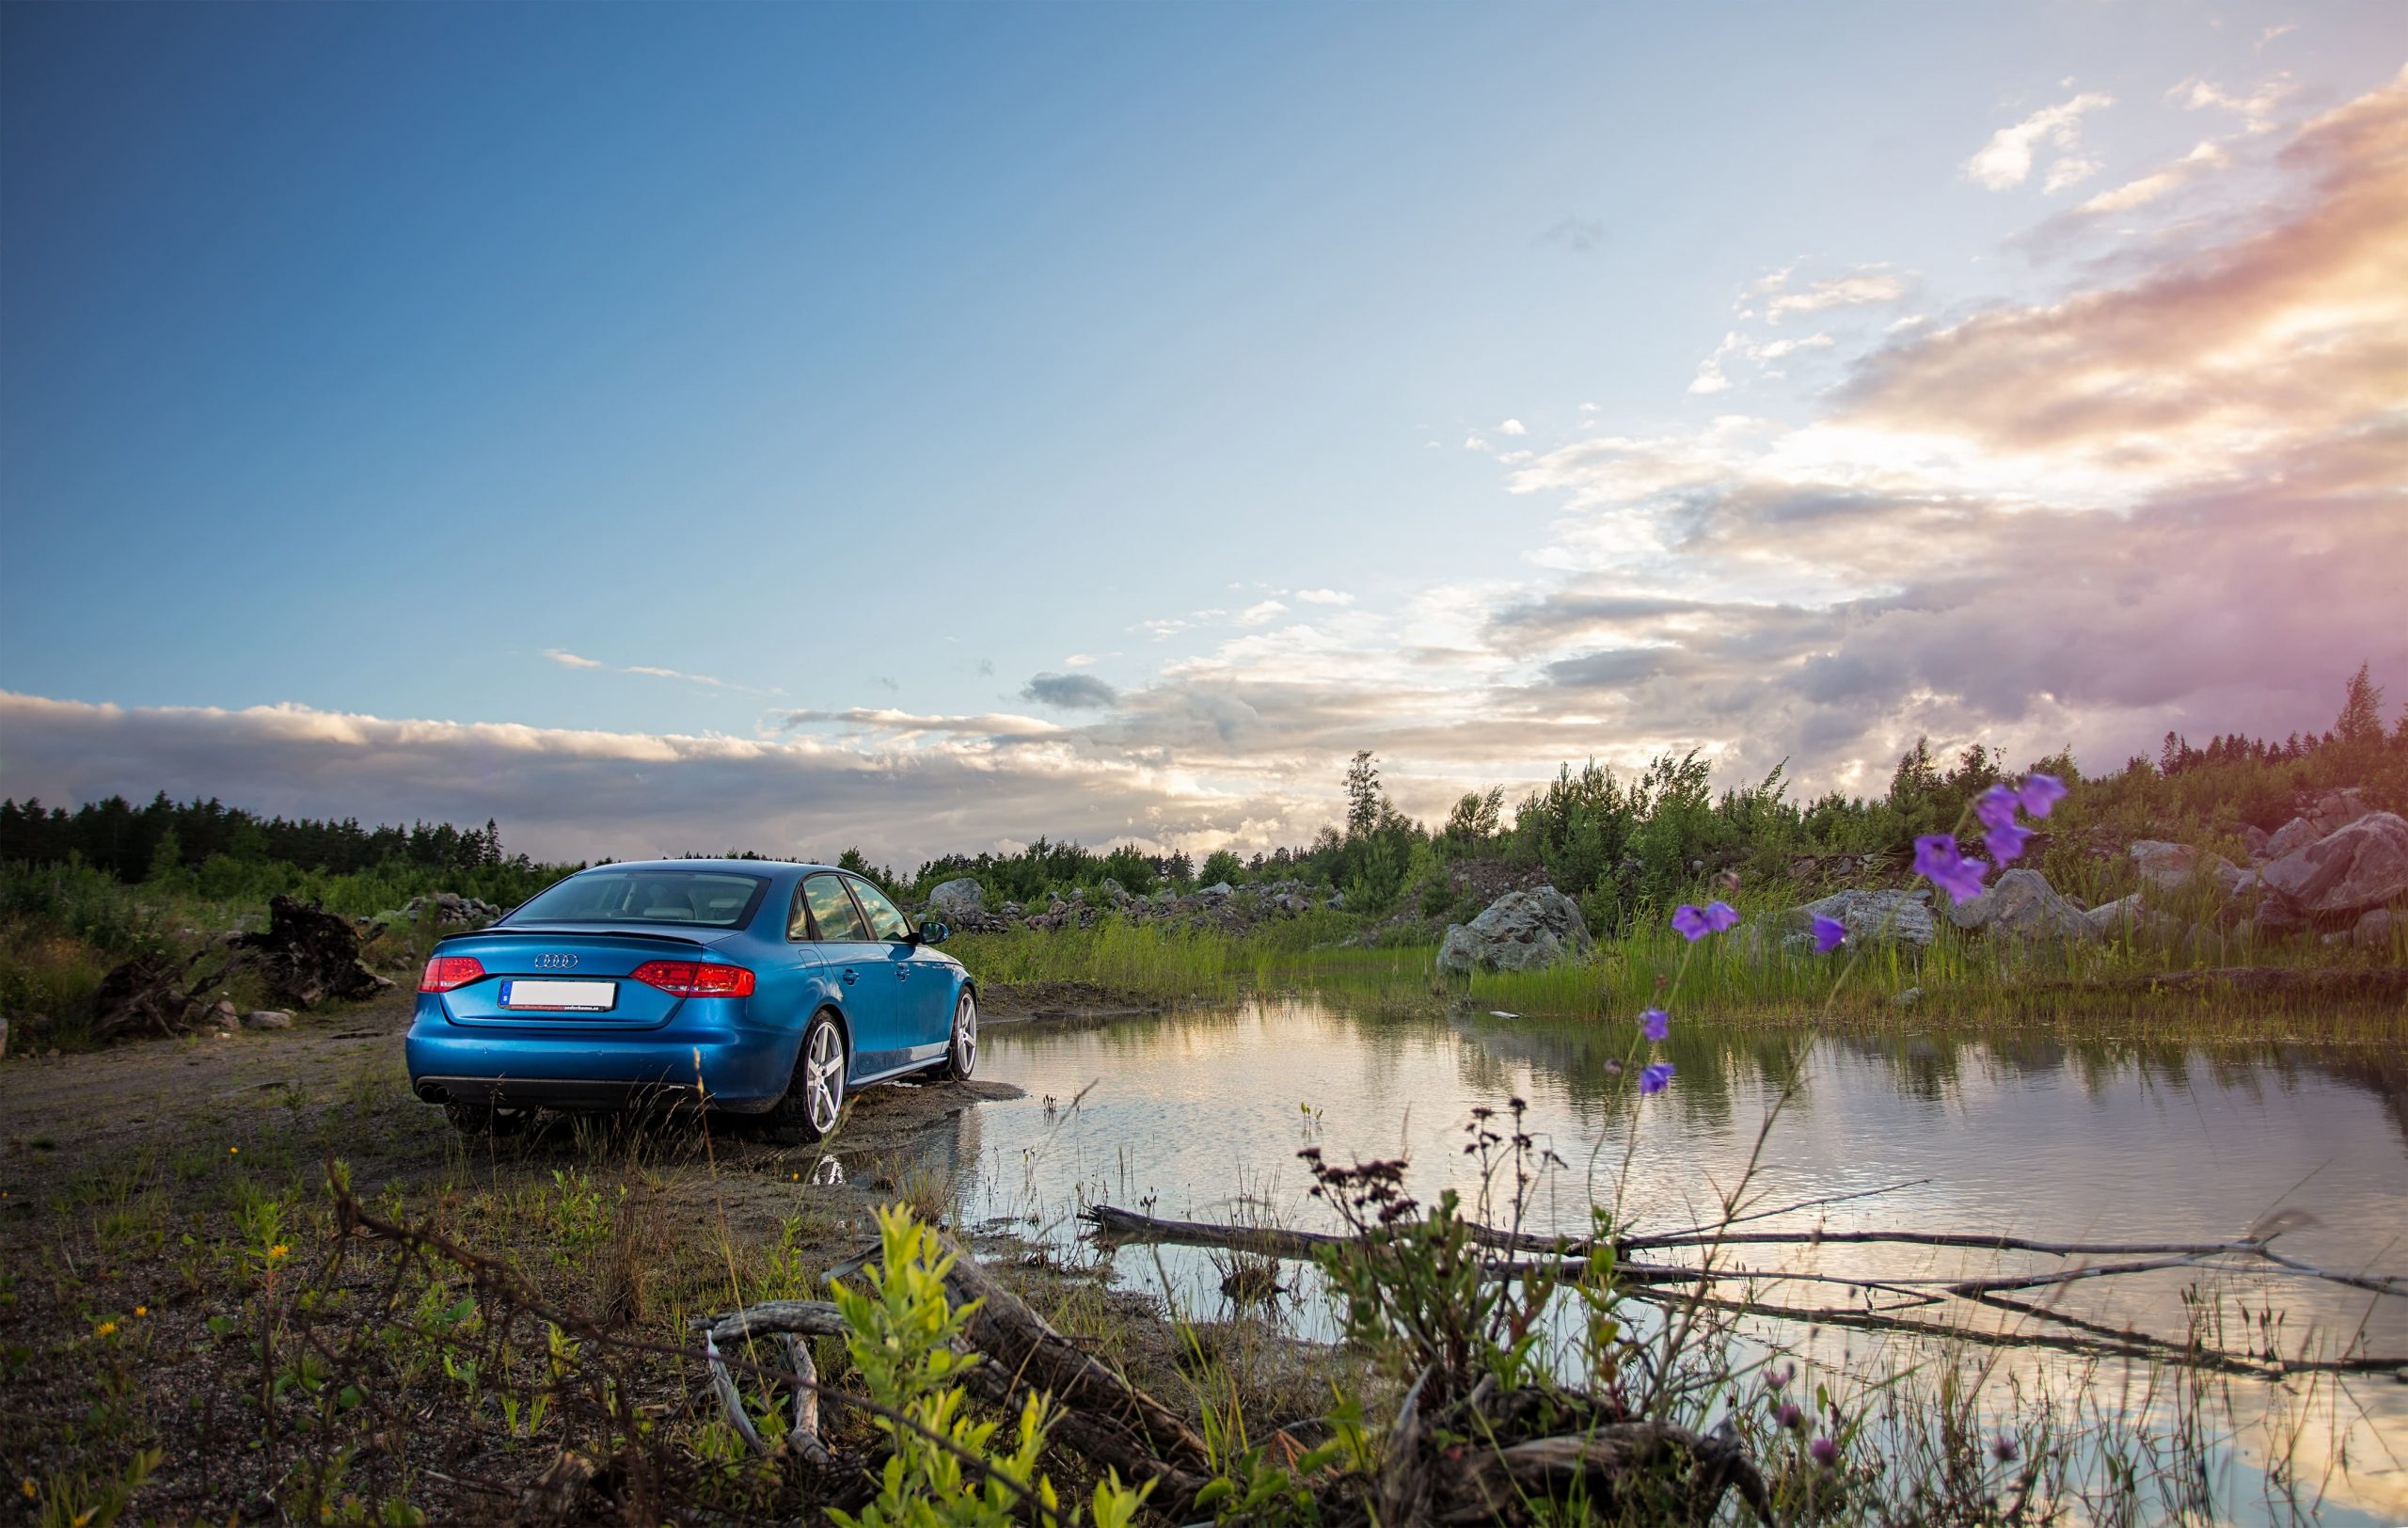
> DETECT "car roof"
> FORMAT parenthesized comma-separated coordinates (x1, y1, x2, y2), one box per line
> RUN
(582, 858, 841, 875)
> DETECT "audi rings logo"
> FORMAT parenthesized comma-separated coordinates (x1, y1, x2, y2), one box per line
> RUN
(533, 953, 578, 970)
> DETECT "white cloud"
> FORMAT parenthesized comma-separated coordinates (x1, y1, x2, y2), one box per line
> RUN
(1498, 419, 1528, 436)
(545, 647, 762, 694)
(2041, 152, 2102, 192)
(1752, 267, 1910, 323)
(1064, 653, 1097, 667)
(1235, 599, 1289, 627)
(1963, 92, 2113, 190)
(1293, 589, 1354, 606)
(1463, 433, 1490, 450)
(2176, 74, 2292, 133)
(2074, 140, 2228, 215)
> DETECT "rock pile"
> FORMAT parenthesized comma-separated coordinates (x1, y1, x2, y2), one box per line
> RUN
(1770, 888, 1936, 949)
(366, 891, 503, 930)
(1436, 887, 1593, 974)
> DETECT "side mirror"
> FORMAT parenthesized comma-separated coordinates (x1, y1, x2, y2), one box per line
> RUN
(918, 921, 950, 947)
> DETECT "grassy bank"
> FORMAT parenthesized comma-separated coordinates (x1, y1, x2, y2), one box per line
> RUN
(952, 910, 2408, 1043)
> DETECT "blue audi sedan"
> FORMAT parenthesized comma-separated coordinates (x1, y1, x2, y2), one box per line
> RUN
(405, 861, 975, 1142)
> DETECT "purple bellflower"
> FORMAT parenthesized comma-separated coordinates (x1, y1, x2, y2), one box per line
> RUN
(1984, 819, 2032, 866)
(1672, 899, 1740, 940)
(1913, 834, 1989, 906)
(2018, 772, 2067, 819)
(1640, 1061, 1676, 1095)
(1974, 784, 2020, 831)
(1640, 1008, 1671, 1042)
(1810, 915, 1846, 953)
(1811, 1436, 1840, 1467)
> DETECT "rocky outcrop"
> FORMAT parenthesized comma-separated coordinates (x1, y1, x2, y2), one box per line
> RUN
(1947, 868, 2095, 941)
(1436, 887, 1593, 974)
(1770, 888, 1935, 949)
(927, 878, 986, 919)
(2258, 811, 2408, 921)
(2262, 817, 2319, 863)
(2129, 841, 2244, 896)
(2302, 788, 2372, 837)
(367, 891, 502, 929)
(2353, 907, 2399, 949)
(2084, 893, 2154, 936)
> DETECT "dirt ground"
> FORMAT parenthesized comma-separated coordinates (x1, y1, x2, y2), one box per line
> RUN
(0, 987, 1339, 1524)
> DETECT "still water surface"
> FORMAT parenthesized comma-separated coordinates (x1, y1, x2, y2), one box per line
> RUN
(921, 997, 2408, 1522)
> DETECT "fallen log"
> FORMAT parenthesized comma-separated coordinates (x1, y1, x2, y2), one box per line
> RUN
(1078, 1202, 2408, 1377)
(1439, 1420, 1771, 1525)
(89, 949, 212, 1040)
(937, 1233, 1212, 1472)
(695, 1241, 1216, 1514)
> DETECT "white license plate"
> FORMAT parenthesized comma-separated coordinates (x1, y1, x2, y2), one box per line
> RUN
(499, 979, 618, 1012)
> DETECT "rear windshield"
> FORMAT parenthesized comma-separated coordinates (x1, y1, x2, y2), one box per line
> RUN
(509, 869, 768, 930)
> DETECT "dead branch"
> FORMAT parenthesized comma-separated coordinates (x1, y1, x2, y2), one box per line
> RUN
(937, 1232, 1213, 1473)
(1438, 1418, 1772, 1525)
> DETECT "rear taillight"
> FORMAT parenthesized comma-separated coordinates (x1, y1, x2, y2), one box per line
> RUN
(419, 955, 486, 993)
(629, 961, 756, 997)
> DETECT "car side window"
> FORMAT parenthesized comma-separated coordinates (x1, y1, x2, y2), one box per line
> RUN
(800, 874, 870, 942)
(850, 878, 914, 942)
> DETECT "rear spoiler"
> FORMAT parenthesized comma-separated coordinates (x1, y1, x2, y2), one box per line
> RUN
(436, 925, 721, 948)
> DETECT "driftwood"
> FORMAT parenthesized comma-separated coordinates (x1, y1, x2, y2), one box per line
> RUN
(692, 1234, 1772, 1525)
(1441, 1420, 1771, 1525)
(235, 895, 392, 1008)
(1079, 1203, 2408, 1379)
(695, 1239, 1216, 1516)
(89, 949, 213, 1040)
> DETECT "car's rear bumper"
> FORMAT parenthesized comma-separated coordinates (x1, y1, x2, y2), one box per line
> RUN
(404, 995, 798, 1113)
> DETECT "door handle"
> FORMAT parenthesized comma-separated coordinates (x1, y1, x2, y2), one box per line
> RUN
(840, 968, 858, 986)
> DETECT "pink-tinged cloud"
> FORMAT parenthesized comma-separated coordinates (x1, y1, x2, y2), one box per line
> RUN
(1844, 65, 2408, 466)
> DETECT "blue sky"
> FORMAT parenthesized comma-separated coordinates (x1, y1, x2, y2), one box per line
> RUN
(4, 5, 2403, 862)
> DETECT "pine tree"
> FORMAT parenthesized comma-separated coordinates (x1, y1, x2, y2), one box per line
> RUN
(1343, 750, 1384, 841)
(2335, 662, 2385, 747)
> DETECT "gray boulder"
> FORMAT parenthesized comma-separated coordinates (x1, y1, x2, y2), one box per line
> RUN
(1437, 887, 1593, 975)
(243, 1010, 294, 1030)
(2258, 811, 2408, 920)
(1774, 888, 1935, 949)
(927, 878, 986, 919)
(2263, 817, 2319, 862)
(2242, 824, 2272, 861)
(2084, 893, 2181, 942)
(2129, 841, 2244, 896)
(1947, 867, 2094, 941)
(2353, 907, 2399, 950)
(2305, 788, 2372, 836)
(1198, 882, 1234, 899)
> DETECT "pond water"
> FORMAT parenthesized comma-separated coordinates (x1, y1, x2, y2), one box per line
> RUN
(921, 996, 2408, 1523)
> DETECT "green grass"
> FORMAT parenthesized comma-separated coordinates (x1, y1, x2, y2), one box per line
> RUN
(953, 904, 2407, 1043)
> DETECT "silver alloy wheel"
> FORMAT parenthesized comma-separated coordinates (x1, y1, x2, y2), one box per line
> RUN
(804, 1022, 845, 1135)
(952, 993, 977, 1077)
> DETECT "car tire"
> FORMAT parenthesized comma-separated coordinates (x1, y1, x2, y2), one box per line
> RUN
(444, 1100, 535, 1138)
(770, 1011, 848, 1145)
(938, 990, 977, 1081)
